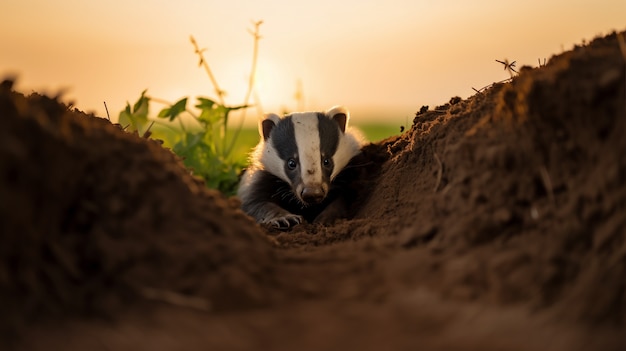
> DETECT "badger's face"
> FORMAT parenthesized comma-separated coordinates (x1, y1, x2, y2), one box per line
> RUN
(258, 106, 360, 206)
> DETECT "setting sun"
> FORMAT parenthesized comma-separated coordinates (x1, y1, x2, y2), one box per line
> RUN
(2, 0, 625, 125)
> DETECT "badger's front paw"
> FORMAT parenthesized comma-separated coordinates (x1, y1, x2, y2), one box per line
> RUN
(261, 213, 303, 229)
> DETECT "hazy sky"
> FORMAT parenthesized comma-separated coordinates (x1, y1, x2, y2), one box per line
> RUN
(2, 0, 625, 126)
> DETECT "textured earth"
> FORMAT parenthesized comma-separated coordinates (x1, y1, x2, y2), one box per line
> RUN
(1, 31, 625, 350)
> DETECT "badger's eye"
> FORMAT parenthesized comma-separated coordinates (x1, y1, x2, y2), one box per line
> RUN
(287, 158, 297, 170)
(323, 157, 332, 168)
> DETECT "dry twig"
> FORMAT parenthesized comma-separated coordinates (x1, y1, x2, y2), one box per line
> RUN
(142, 121, 155, 139)
(190, 35, 226, 105)
(103, 101, 111, 121)
(496, 59, 518, 77)
(472, 78, 513, 95)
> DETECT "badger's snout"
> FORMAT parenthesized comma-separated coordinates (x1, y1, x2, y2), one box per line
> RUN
(300, 185, 326, 204)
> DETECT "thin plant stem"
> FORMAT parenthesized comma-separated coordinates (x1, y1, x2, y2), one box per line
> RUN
(103, 101, 111, 121)
(190, 35, 226, 106)
(226, 20, 263, 157)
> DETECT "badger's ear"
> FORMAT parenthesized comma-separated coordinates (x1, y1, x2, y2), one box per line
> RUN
(259, 113, 281, 141)
(326, 106, 349, 133)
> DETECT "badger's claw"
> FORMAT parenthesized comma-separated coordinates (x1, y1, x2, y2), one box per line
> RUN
(262, 213, 303, 229)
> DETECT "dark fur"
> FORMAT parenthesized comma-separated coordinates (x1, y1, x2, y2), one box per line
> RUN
(241, 153, 365, 224)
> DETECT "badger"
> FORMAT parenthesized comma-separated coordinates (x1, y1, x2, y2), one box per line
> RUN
(237, 106, 366, 229)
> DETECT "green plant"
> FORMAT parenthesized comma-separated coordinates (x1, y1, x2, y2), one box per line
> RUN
(119, 21, 263, 196)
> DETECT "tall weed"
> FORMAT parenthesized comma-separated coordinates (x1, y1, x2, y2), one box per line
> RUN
(119, 21, 263, 195)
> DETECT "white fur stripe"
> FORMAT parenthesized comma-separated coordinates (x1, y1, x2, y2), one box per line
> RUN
(292, 113, 322, 186)
(265, 141, 289, 182)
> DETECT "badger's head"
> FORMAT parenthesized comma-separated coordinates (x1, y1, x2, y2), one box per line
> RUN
(257, 106, 363, 206)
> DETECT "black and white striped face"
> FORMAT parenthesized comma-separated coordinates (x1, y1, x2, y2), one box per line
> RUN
(258, 106, 360, 206)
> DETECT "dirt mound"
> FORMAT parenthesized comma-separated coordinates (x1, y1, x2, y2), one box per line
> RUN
(1, 31, 625, 350)
(0, 82, 277, 338)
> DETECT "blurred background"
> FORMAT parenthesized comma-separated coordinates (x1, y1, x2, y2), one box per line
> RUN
(2, 0, 625, 135)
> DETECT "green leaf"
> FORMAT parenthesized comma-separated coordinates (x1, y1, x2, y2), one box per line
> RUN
(195, 97, 216, 110)
(118, 103, 133, 128)
(223, 104, 248, 112)
(196, 99, 223, 126)
(157, 97, 188, 121)
(118, 90, 150, 132)
(133, 89, 150, 117)
(171, 129, 243, 196)
(219, 104, 249, 131)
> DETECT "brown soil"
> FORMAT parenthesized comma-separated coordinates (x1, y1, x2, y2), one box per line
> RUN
(2, 32, 625, 350)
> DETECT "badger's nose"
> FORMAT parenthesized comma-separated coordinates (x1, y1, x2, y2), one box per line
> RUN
(301, 186, 325, 204)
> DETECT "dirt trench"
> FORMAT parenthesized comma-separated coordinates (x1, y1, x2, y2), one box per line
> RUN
(1, 31, 625, 350)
